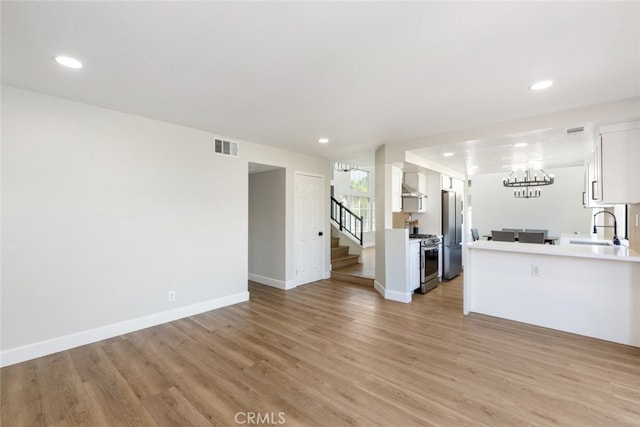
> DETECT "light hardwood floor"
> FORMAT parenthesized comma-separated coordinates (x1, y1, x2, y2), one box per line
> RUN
(3, 276, 640, 426)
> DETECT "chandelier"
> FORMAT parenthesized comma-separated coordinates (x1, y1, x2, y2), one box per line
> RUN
(503, 169, 554, 199)
(333, 162, 360, 171)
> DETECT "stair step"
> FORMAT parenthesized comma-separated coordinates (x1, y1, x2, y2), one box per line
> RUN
(331, 246, 349, 260)
(331, 254, 359, 270)
(331, 237, 340, 248)
(331, 270, 375, 287)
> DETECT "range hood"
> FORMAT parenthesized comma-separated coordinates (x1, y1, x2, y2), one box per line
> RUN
(402, 183, 425, 198)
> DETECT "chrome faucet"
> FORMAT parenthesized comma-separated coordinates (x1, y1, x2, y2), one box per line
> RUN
(593, 210, 621, 246)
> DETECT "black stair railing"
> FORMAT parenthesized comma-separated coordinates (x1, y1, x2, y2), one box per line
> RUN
(330, 196, 363, 245)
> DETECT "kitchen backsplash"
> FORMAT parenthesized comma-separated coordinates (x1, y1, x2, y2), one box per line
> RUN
(392, 212, 410, 229)
(392, 212, 431, 233)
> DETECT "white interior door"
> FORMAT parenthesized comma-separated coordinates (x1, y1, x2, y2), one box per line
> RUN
(295, 172, 324, 285)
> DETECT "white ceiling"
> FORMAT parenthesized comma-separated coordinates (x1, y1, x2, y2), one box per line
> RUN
(2, 2, 639, 171)
(408, 125, 597, 176)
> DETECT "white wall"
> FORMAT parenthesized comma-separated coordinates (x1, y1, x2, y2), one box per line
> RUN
(471, 166, 592, 237)
(243, 144, 331, 286)
(373, 145, 412, 301)
(1, 86, 330, 365)
(248, 169, 286, 287)
(374, 146, 387, 291)
(1, 86, 249, 359)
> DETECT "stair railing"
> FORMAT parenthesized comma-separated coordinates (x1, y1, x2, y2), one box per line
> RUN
(330, 196, 363, 245)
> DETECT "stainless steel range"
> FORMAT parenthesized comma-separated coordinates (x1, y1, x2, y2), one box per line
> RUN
(409, 233, 441, 294)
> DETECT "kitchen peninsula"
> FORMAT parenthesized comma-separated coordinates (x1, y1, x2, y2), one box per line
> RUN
(464, 239, 640, 347)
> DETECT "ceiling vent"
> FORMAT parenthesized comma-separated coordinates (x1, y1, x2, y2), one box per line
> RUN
(566, 126, 585, 135)
(213, 138, 239, 157)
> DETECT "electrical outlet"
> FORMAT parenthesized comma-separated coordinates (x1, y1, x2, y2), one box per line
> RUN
(531, 265, 540, 277)
(168, 290, 176, 302)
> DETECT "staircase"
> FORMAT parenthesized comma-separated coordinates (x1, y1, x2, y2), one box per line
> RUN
(330, 237, 374, 287)
(331, 237, 359, 269)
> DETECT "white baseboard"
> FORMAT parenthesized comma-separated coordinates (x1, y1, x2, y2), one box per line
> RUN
(374, 280, 385, 297)
(249, 273, 286, 289)
(248, 273, 300, 290)
(384, 289, 412, 303)
(322, 270, 331, 280)
(284, 280, 297, 290)
(373, 280, 411, 303)
(0, 291, 250, 368)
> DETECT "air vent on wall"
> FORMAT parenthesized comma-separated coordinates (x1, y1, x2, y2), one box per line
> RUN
(213, 138, 239, 157)
(566, 126, 585, 135)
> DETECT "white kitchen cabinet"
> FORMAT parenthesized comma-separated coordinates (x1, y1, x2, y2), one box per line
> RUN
(391, 165, 403, 212)
(402, 196, 425, 213)
(583, 161, 612, 208)
(453, 178, 464, 194)
(593, 123, 640, 204)
(409, 240, 421, 291)
(403, 172, 427, 213)
(441, 174, 463, 193)
(441, 174, 454, 190)
(583, 161, 595, 207)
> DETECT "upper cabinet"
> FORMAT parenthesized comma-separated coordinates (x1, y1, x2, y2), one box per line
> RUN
(583, 161, 597, 208)
(441, 174, 454, 191)
(441, 174, 464, 193)
(391, 165, 403, 212)
(403, 172, 427, 213)
(592, 122, 640, 205)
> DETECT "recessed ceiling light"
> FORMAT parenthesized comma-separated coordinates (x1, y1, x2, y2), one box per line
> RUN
(514, 142, 528, 148)
(318, 138, 329, 144)
(55, 55, 83, 69)
(443, 152, 454, 157)
(529, 80, 553, 91)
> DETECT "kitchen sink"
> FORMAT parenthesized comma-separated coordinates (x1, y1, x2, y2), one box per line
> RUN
(569, 240, 613, 246)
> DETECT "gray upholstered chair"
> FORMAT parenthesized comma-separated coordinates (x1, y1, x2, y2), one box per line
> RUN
(491, 230, 516, 242)
(524, 228, 549, 238)
(502, 228, 523, 238)
(471, 228, 480, 241)
(518, 231, 545, 244)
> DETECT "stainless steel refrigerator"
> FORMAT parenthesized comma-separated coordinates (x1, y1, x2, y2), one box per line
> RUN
(442, 190, 463, 280)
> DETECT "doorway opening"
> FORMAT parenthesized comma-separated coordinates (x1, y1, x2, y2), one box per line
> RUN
(248, 162, 286, 289)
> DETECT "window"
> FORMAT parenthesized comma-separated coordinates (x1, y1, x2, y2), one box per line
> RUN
(350, 196, 370, 232)
(334, 169, 375, 232)
(350, 170, 368, 193)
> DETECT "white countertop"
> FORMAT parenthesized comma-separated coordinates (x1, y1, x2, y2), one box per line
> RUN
(467, 238, 640, 263)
